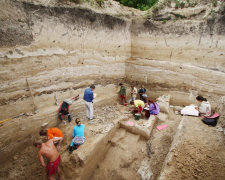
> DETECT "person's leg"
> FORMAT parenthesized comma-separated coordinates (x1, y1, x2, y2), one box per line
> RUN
(57, 138, 63, 150)
(128, 97, 132, 104)
(67, 113, 72, 124)
(89, 102, 94, 120)
(145, 110, 150, 119)
(69, 141, 74, 153)
(47, 176, 55, 180)
(85, 101, 90, 119)
(120, 96, 123, 105)
(122, 96, 126, 105)
(58, 113, 63, 121)
(123, 98, 125, 104)
(57, 166, 62, 180)
(138, 107, 143, 113)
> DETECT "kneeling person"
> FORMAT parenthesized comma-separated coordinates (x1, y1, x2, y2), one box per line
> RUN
(69, 118, 85, 153)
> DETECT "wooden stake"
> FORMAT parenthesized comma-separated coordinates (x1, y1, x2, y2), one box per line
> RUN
(26, 78, 37, 113)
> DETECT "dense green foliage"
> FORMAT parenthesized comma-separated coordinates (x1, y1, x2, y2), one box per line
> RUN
(117, 0, 159, 11)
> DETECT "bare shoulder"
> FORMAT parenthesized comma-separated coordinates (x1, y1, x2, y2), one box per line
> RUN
(38, 149, 43, 156)
(46, 139, 54, 144)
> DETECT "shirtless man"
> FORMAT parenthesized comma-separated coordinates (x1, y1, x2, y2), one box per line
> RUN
(33, 139, 62, 180)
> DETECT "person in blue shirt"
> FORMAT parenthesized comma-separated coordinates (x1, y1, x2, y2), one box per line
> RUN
(83, 84, 95, 120)
(69, 118, 85, 153)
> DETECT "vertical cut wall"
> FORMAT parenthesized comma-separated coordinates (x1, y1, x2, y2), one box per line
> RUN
(127, 18, 225, 106)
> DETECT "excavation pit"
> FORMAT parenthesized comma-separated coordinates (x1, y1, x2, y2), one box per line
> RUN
(0, 93, 225, 180)
(0, 99, 183, 180)
(1, 0, 225, 179)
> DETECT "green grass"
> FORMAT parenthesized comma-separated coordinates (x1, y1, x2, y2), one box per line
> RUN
(117, 0, 159, 11)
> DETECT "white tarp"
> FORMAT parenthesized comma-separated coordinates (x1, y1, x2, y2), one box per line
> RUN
(180, 104, 199, 116)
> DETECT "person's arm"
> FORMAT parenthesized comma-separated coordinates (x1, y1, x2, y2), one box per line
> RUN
(38, 151, 46, 167)
(53, 137, 63, 141)
(72, 127, 76, 138)
(138, 89, 143, 95)
(149, 103, 153, 111)
(47, 130, 54, 139)
(144, 88, 146, 93)
(68, 104, 70, 111)
(131, 89, 133, 95)
(72, 95, 79, 101)
(134, 88, 137, 95)
(89, 91, 94, 102)
(58, 103, 63, 112)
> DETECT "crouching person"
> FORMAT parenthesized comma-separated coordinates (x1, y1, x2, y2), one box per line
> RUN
(145, 99, 160, 119)
(40, 127, 64, 150)
(133, 99, 145, 114)
(33, 139, 62, 180)
(69, 118, 85, 153)
(58, 95, 79, 125)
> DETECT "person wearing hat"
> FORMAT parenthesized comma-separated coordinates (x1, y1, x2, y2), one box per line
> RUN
(83, 85, 96, 120)
(58, 95, 79, 125)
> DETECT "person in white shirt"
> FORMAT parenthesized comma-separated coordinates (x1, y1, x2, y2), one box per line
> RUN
(128, 85, 137, 104)
(196, 95, 211, 117)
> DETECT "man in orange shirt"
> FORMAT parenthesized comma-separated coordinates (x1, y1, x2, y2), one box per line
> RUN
(40, 128, 64, 150)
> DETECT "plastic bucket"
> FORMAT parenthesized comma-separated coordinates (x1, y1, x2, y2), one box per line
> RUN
(134, 113, 141, 120)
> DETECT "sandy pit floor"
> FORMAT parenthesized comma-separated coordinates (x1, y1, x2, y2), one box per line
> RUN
(0, 103, 134, 180)
(159, 115, 225, 180)
(1, 102, 225, 180)
(92, 128, 147, 180)
(148, 108, 181, 180)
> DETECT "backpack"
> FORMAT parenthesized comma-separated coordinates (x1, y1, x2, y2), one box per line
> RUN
(202, 117, 219, 127)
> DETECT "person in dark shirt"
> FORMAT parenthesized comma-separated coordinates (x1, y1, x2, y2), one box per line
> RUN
(58, 95, 79, 125)
(138, 84, 147, 102)
(83, 85, 95, 120)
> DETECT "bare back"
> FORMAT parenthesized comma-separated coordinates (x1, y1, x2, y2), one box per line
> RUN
(39, 139, 59, 162)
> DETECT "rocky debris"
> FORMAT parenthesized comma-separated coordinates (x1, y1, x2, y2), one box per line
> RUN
(137, 158, 153, 180)
(157, 95, 170, 114)
(153, 13, 172, 21)
(170, 6, 206, 19)
(41, 122, 48, 128)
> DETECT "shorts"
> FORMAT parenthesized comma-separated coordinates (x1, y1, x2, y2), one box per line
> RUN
(46, 155, 61, 176)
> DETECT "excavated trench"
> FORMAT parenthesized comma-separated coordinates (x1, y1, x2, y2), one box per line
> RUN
(1, 0, 225, 180)
(0, 98, 182, 180)
(0, 86, 225, 180)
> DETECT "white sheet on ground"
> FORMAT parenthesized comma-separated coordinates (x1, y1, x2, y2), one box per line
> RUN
(180, 105, 199, 116)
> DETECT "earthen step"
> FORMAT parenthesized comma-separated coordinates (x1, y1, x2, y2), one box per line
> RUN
(158, 116, 225, 180)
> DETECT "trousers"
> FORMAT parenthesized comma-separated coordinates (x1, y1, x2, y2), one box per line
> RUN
(85, 101, 93, 120)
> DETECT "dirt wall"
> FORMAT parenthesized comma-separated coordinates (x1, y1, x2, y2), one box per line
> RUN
(0, 0, 131, 120)
(127, 17, 225, 107)
(1, 0, 225, 170)
(0, 0, 130, 163)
